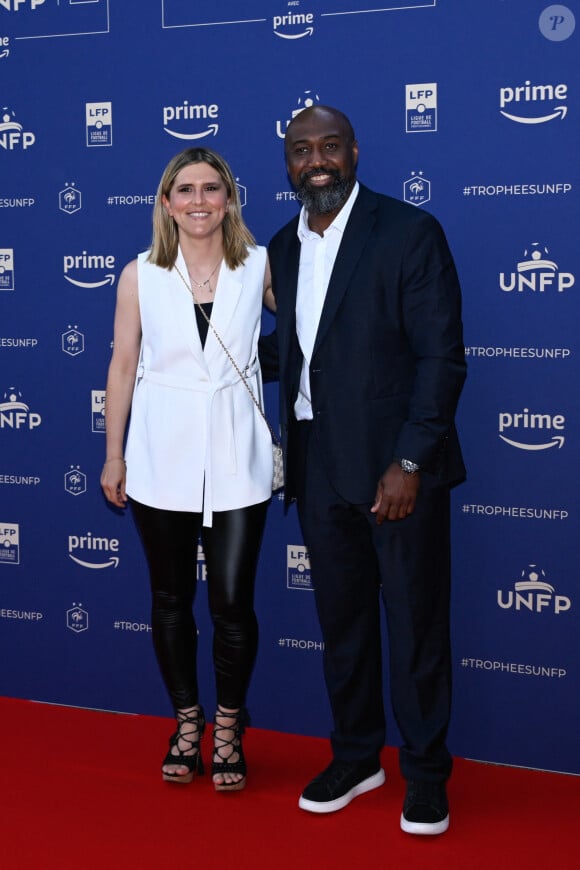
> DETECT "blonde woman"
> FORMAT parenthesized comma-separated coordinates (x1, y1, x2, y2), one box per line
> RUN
(102, 148, 275, 791)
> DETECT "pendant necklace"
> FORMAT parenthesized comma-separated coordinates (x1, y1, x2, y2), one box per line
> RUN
(187, 258, 222, 293)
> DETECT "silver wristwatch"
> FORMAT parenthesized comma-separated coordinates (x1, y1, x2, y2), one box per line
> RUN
(397, 458, 420, 474)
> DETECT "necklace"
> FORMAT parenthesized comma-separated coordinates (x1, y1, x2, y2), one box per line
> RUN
(187, 258, 222, 293)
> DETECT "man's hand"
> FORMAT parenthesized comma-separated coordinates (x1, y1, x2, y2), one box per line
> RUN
(371, 462, 420, 524)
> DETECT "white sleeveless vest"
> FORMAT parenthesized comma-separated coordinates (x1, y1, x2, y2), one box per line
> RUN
(125, 245, 273, 525)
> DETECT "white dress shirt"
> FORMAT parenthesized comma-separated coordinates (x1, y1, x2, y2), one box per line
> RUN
(294, 182, 359, 420)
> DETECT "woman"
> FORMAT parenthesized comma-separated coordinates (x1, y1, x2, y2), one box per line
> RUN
(101, 147, 275, 791)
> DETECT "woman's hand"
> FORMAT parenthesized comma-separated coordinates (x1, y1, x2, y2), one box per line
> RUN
(100, 457, 128, 508)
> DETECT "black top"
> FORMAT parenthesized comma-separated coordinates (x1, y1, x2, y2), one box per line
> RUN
(194, 301, 213, 349)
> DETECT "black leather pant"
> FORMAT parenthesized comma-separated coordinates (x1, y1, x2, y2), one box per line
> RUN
(130, 499, 268, 712)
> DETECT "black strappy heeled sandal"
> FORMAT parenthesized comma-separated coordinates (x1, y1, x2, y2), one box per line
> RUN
(162, 705, 205, 784)
(212, 706, 249, 792)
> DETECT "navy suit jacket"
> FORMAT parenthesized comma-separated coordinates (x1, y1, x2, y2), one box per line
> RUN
(260, 183, 467, 504)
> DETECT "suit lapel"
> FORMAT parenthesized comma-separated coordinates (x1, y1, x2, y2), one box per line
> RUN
(312, 186, 378, 357)
(203, 260, 243, 372)
(274, 226, 301, 358)
(172, 247, 207, 368)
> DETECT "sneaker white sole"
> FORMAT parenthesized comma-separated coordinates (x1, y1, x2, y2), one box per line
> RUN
(298, 768, 386, 814)
(400, 812, 449, 835)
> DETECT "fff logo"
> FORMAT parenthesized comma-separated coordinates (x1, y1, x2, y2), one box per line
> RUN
(64, 466, 87, 496)
(59, 184, 82, 215)
(66, 603, 89, 634)
(62, 327, 85, 356)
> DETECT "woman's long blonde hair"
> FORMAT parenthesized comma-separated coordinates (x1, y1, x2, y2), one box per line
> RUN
(148, 147, 255, 270)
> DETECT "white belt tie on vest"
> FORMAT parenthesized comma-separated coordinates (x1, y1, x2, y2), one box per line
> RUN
(136, 357, 260, 527)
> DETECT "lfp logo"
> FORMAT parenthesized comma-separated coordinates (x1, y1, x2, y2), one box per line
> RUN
(500, 243, 574, 294)
(197, 543, 207, 583)
(0, 524, 19, 565)
(86, 102, 112, 146)
(406, 84, 437, 132)
(91, 390, 106, 433)
(0, 106, 35, 150)
(287, 545, 313, 591)
(0, 248, 14, 290)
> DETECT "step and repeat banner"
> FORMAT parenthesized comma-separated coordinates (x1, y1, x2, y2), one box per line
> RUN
(1, 1, 578, 774)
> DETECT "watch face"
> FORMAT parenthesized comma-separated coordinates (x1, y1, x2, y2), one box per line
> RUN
(400, 459, 419, 473)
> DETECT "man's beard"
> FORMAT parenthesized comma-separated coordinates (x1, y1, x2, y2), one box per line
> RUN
(296, 169, 351, 215)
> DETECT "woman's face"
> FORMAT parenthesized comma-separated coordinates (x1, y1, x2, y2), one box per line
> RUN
(163, 162, 230, 243)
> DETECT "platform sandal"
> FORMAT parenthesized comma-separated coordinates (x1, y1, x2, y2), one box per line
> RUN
(212, 706, 248, 792)
(162, 705, 205, 784)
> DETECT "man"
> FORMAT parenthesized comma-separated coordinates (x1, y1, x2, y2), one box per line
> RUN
(260, 106, 466, 835)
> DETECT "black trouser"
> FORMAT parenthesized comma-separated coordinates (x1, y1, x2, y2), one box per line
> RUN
(130, 499, 268, 712)
(293, 421, 453, 783)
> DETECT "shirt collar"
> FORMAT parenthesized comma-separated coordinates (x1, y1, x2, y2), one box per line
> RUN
(297, 181, 360, 242)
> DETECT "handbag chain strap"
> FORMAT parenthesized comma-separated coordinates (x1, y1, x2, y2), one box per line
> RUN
(173, 263, 281, 447)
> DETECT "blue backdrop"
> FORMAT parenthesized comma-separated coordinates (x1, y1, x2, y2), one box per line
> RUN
(1, 0, 578, 775)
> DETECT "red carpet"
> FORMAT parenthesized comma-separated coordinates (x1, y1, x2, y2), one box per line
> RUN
(0, 697, 577, 869)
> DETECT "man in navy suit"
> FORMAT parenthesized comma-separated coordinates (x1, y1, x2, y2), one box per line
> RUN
(261, 106, 466, 834)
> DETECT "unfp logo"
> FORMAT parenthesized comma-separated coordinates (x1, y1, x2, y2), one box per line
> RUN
(499, 80, 567, 124)
(276, 90, 320, 139)
(0, 523, 19, 565)
(0, 0, 46, 8)
(500, 242, 574, 294)
(273, 6, 314, 40)
(287, 545, 313, 591)
(497, 564, 571, 615)
(63, 251, 116, 289)
(86, 102, 112, 146)
(0, 248, 14, 291)
(0, 107, 35, 151)
(406, 83, 437, 132)
(498, 407, 565, 451)
(163, 100, 219, 140)
(0, 388, 41, 430)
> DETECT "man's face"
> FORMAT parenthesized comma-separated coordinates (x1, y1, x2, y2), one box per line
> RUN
(285, 109, 358, 215)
